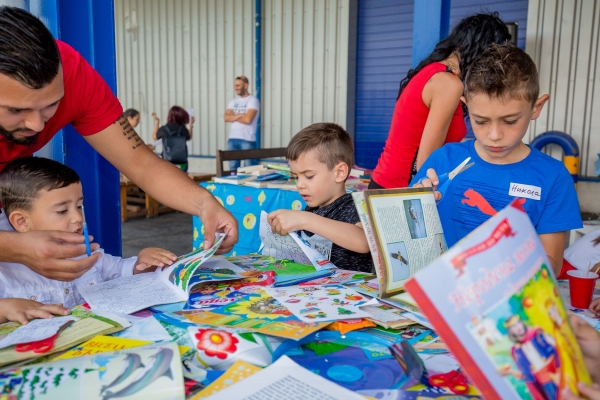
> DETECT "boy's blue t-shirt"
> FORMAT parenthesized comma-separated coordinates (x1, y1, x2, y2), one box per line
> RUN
(410, 140, 582, 247)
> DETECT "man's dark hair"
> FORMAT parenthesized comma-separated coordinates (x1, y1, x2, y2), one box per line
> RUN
(0, 6, 61, 89)
(286, 123, 354, 175)
(0, 157, 80, 216)
(464, 44, 539, 104)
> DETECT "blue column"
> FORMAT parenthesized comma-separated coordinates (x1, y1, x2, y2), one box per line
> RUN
(254, 0, 262, 148)
(31, 0, 122, 256)
(412, 0, 451, 67)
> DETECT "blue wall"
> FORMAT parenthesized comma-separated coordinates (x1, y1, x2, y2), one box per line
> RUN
(354, 0, 529, 169)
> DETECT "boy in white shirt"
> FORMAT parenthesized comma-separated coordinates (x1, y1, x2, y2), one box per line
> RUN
(0, 157, 177, 322)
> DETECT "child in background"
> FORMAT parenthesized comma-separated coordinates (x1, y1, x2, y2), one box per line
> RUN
(267, 123, 373, 273)
(0, 157, 177, 321)
(412, 44, 582, 275)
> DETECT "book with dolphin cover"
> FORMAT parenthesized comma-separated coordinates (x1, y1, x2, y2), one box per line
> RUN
(0, 342, 184, 399)
(405, 200, 591, 399)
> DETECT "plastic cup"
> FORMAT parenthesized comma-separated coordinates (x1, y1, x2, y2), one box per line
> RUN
(568, 270, 599, 309)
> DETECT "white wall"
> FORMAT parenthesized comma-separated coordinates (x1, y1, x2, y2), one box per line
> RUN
(114, 0, 350, 158)
(526, 0, 600, 213)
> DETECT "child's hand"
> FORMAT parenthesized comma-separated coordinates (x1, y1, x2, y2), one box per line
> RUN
(590, 297, 600, 316)
(413, 168, 442, 201)
(134, 248, 177, 274)
(0, 298, 70, 325)
(267, 210, 306, 235)
(569, 313, 600, 384)
(563, 383, 600, 400)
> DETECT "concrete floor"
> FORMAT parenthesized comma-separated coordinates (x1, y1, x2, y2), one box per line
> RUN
(121, 212, 193, 258)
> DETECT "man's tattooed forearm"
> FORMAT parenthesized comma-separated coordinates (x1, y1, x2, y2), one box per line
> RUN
(115, 114, 144, 149)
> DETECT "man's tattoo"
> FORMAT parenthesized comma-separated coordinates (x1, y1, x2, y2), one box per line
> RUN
(115, 114, 144, 150)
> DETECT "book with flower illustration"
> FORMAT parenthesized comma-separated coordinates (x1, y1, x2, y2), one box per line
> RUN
(0, 342, 184, 400)
(352, 188, 447, 298)
(404, 200, 591, 400)
(79, 234, 260, 315)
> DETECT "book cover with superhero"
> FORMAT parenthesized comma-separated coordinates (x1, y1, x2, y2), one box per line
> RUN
(405, 200, 590, 400)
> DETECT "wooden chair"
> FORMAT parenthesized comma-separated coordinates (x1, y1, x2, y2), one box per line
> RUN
(216, 147, 287, 176)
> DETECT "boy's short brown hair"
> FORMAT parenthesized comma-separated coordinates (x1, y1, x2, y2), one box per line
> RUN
(286, 123, 354, 172)
(464, 44, 539, 104)
(0, 157, 80, 216)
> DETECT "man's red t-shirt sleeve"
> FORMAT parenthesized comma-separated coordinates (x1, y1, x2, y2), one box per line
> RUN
(58, 40, 123, 136)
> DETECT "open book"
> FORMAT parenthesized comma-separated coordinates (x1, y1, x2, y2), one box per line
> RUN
(80, 234, 254, 315)
(352, 188, 446, 297)
(405, 200, 591, 399)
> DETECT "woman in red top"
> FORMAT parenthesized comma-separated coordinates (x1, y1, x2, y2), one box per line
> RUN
(370, 13, 512, 189)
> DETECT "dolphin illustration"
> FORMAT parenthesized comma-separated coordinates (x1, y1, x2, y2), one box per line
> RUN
(103, 348, 174, 400)
(100, 353, 145, 394)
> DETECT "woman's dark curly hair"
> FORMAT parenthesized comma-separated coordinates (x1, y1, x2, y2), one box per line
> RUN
(397, 12, 511, 99)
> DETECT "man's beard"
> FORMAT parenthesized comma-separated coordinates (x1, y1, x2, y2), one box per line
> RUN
(0, 125, 40, 146)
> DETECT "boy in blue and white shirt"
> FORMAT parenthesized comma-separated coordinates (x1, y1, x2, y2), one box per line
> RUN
(412, 44, 581, 275)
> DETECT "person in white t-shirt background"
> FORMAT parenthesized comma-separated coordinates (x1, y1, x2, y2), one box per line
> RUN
(558, 230, 600, 279)
(223, 75, 260, 171)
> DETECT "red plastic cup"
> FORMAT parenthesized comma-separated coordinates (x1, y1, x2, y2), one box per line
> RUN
(568, 270, 599, 309)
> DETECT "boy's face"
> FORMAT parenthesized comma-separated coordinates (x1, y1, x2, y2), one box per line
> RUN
(11, 182, 84, 233)
(464, 93, 548, 164)
(289, 149, 347, 208)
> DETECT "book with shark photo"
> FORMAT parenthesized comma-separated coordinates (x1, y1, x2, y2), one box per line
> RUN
(79, 234, 258, 315)
(405, 200, 591, 400)
(0, 342, 184, 400)
(352, 188, 447, 298)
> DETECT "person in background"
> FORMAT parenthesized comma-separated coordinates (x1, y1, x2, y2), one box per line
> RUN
(559, 230, 600, 279)
(0, 7, 238, 280)
(223, 75, 260, 171)
(369, 13, 511, 189)
(152, 106, 195, 172)
(124, 108, 140, 128)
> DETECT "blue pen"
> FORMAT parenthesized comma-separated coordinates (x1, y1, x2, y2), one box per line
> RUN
(81, 204, 91, 256)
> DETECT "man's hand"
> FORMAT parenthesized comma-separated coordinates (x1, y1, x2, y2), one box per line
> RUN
(267, 210, 307, 236)
(569, 313, 600, 384)
(2, 230, 101, 281)
(198, 198, 238, 254)
(0, 298, 70, 325)
(134, 247, 177, 274)
(413, 168, 442, 201)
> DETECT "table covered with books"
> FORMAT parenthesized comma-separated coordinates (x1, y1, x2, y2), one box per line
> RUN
(0, 192, 595, 399)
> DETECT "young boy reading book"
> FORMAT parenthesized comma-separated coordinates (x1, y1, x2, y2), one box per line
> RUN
(412, 44, 582, 275)
(267, 123, 373, 273)
(0, 157, 178, 321)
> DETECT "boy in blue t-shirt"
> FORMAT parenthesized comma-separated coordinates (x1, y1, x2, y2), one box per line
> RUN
(412, 44, 582, 275)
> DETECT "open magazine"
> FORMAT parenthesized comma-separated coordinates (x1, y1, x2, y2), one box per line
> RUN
(80, 234, 254, 314)
(405, 200, 591, 399)
(352, 188, 446, 297)
(259, 211, 336, 271)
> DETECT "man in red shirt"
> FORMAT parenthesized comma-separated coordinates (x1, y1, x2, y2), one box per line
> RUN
(0, 7, 238, 281)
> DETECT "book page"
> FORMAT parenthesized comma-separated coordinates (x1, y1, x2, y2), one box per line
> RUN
(79, 273, 188, 315)
(0, 316, 75, 349)
(364, 188, 446, 296)
(204, 356, 364, 400)
(259, 211, 334, 270)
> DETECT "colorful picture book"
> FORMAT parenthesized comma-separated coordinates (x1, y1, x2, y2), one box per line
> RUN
(180, 288, 330, 340)
(405, 200, 591, 399)
(53, 335, 153, 360)
(225, 254, 333, 286)
(352, 188, 446, 298)
(0, 342, 184, 399)
(0, 307, 126, 368)
(264, 284, 373, 322)
(80, 235, 256, 314)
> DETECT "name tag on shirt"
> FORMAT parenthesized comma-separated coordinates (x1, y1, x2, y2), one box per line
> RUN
(509, 183, 541, 200)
